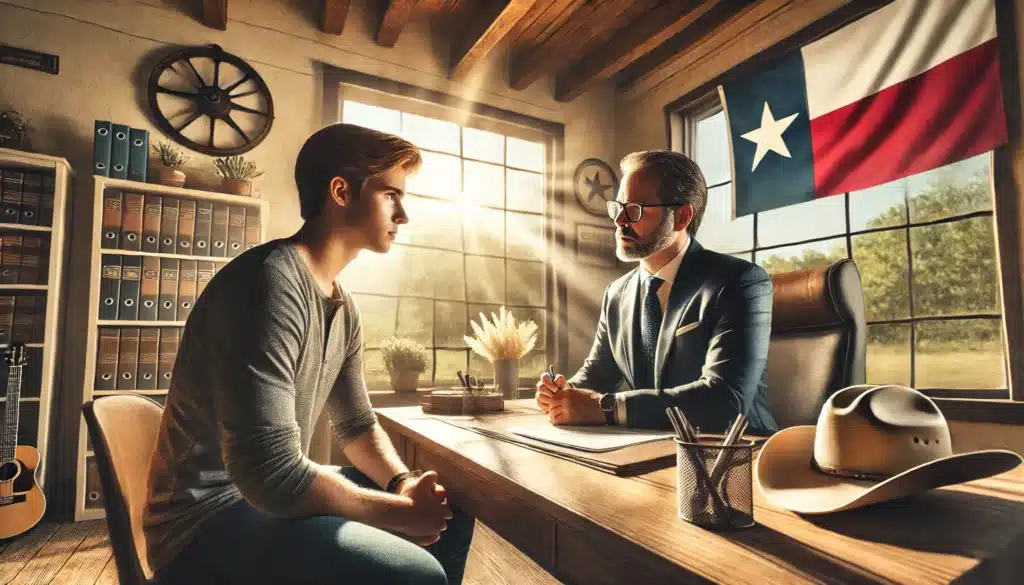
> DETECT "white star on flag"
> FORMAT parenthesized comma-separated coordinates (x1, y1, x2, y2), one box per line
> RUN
(740, 103, 799, 172)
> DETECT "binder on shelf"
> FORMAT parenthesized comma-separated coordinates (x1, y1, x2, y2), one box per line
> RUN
(93, 121, 112, 177)
(1, 169, 22, 223)
(177, 198, 196, 254)
(95, 327, 119, 391)
(158, 258, 179, 321)
(194, 201, 212, 256)
(127, 128, 149, 183)
(142, 195, 162, 253)
(157, 327, 179, 387)
(99, 254, 121, 320)
(110, 124, 130, 180)
(159, 197, 179, 254)
(19, 172, 40, 225)
(40, 174, 54, 227)
(244, 206, 260, 251)
(137, 328, 159, 390)
(120, 192, 144, 251)
(196, 261, 215, 300)
(211, 203, 228, 257)
(20, 236, 41, 284)
(101, 189, 122, 249)
(116, 327, 140, 390)
(118, 255, 142, 321)
(227, 206, 245, 258)
(11, 294, 34, 343)
(139, 256, 160, 321)
(0, 235, 22, 284)
(0, 295, 14, 345)
(177, 260, 197, 321)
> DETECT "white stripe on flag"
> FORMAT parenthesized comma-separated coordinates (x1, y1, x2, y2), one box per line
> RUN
(801, 0, 997, 119)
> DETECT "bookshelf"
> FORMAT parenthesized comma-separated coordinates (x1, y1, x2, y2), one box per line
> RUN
(75, 175, 268, 521)
(0, 147, 74, 496)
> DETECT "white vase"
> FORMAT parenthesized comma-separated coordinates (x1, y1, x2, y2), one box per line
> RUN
(493, 359, 519, 399)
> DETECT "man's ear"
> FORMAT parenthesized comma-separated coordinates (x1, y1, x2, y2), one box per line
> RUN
(674, 203, 694, 233)
(328, 176, 352, 209)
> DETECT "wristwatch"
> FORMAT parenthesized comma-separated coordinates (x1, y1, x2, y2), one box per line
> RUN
(386, 469, 422, 493)
(598, 393, 616, 425)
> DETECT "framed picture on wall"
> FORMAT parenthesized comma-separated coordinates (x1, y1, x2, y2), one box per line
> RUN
(576, 223, 618, 268)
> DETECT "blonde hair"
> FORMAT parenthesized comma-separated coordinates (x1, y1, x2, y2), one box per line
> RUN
(620, 150, 707, 236)
(294, 123, 422, 219)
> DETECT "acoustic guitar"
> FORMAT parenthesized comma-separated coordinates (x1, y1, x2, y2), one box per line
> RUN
(0, 343, 45, 539)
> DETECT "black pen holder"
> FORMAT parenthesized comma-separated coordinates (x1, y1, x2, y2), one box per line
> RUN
(674, 438, 755, 530)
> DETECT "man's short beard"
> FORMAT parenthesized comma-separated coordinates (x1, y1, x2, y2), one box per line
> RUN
(616, 211, 676, 261)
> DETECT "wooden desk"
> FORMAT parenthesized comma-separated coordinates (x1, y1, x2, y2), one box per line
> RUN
(377, 400, 1024, 585)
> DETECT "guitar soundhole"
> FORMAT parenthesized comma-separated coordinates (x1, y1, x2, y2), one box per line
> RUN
(0, 461, 18, 482)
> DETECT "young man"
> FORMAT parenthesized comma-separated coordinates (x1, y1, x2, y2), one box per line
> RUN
(536, 150, 779, 436)
(144, 124, 474, 585)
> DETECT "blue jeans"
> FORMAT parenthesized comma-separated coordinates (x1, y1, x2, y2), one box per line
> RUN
(154, 467, 475, 585)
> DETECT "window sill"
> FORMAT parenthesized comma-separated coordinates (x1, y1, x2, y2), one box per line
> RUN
(933, 398, 1024, 424)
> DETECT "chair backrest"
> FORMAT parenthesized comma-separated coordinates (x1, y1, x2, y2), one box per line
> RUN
(82, 395, 163, 585)
(765, 259, 867, 429)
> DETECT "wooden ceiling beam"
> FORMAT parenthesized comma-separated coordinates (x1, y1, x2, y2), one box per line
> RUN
(377, 0, 418, 47)
(451, 0, 536, 80)
(321, 0, 351, 35)
(554, 0, 720, 102)
(508, 0, 631, 91)
(202, 0, 228, 30)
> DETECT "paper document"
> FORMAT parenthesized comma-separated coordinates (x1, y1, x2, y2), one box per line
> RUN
(506, 424, 674, 453)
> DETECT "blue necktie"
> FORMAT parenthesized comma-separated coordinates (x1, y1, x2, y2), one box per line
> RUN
(635, 276, 664, 390)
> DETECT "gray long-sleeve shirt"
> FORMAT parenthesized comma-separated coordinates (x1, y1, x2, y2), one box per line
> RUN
(143, 239, 378, 573)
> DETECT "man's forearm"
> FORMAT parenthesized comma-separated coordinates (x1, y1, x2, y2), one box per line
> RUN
(281, 466, 410, 532)
(342, 423, 409, 489)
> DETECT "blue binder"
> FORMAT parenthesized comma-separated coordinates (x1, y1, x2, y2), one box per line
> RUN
(110, 123, 130, 179)
(93, 121, 112, 177)
(128, 128, 149, 183)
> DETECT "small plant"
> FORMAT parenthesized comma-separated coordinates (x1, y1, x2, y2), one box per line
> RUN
(214, 155, 263, 180)
(381, 337, 428, 374)
(464, 306, 538, 363)
(153, 141, 189, 168)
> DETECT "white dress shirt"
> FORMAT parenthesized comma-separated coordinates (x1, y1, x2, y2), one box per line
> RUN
(615, 237, 691, 425)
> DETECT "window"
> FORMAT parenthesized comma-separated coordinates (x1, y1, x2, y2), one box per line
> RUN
(338, 97, 551, 391)
(687, 106, 1008, 398)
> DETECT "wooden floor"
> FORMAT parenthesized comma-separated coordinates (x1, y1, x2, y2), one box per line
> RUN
(0, 519, 562, 585)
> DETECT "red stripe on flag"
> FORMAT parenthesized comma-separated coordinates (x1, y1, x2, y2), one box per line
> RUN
(810, 38, 1007, 197)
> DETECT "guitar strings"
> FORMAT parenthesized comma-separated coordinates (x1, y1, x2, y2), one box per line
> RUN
(2, 365, 23, 500)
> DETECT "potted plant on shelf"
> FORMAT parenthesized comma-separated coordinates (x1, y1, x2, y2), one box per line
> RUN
(214, 155, 263, 196)
(151, 141, 189, 187)
(381, 336, 428, 393)
(464, 306, 538, 400)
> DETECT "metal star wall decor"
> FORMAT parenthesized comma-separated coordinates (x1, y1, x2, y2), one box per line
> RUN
(573, 158, 618, 217)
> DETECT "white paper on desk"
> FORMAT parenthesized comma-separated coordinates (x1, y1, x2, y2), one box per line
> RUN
(506, 424, 674, 453)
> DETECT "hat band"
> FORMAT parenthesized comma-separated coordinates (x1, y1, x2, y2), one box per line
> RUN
(810, 456, 891, 482)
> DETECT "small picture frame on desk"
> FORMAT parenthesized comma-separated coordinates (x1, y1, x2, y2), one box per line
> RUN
(575, 223, 618, 268)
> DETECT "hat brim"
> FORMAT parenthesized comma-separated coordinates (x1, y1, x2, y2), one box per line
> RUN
(756, 426, 1023, 515)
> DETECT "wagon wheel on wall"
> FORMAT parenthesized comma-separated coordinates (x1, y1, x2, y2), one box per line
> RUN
(146, 44, 274, 156)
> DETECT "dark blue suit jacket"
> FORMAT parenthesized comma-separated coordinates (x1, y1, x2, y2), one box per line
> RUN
(569, 239, 779, 435)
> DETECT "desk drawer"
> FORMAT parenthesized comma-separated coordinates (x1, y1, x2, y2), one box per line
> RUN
(414, 444, 556, 572)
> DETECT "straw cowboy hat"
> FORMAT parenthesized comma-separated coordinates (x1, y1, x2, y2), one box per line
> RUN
(756, 384, 1023, 515)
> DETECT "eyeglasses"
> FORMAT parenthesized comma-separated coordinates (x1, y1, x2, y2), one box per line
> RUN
(606, 200, 680, 223)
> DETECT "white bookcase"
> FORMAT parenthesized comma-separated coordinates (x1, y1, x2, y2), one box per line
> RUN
(0, 147, 74, 493)
(75, 175, 268, 521)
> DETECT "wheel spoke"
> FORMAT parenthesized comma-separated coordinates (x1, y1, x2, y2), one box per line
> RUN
(209, 118, 216, 147)
(223, 115, 250, 142)
(213, 59, 221, 88)
(231, 102, 267, 117)
(185, 58, 206, 88)
(175, 110, 203, 133)
(230, 89, 260, 99)
(222, 74, 250, 94)
(157, 86, 199, 100)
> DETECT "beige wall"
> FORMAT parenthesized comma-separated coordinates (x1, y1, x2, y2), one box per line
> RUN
(0, 0, 626, 516)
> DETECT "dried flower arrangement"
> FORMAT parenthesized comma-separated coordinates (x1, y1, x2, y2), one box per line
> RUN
(464, 306, 538, 363)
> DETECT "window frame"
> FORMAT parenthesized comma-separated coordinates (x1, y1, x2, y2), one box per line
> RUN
(663, 16, 1024, 422)
(320, 67, 568, 391)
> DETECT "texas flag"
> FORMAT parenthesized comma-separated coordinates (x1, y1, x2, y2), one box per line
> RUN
(721, 0, 1008, 218)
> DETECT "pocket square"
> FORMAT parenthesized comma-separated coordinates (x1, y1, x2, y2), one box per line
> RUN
(674, 322, 699, 337)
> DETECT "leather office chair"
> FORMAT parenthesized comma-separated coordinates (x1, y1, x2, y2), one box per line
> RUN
(82, 395, 162, 585)
(765, 258, 867, 429)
